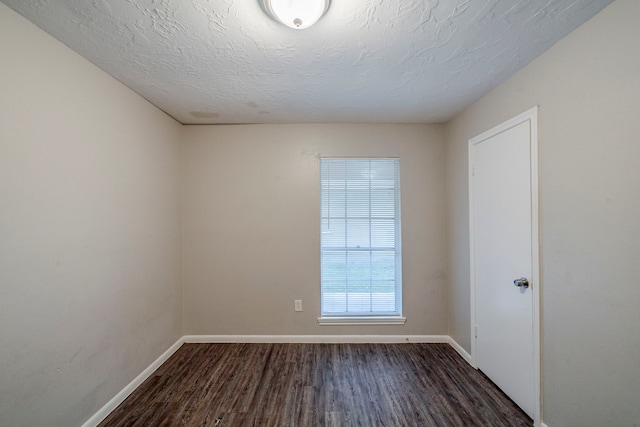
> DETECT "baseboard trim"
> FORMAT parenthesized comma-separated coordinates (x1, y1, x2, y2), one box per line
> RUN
(183, 334, 450, 344)
(540, 423, 549, 427)
(81, 336, 185, 427)
(447, 336, 474, 366)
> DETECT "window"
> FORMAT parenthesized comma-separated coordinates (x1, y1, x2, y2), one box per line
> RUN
(320, 158, 403, 322)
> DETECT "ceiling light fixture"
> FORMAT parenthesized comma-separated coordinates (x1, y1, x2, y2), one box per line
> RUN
(261, 0, 330, 29)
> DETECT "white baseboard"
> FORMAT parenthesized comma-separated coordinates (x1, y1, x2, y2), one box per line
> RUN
(540, 423, 549, 427)
(183, 334, 450, 344)
(447, 336, 474, 366)
(81, 336, 185, 427)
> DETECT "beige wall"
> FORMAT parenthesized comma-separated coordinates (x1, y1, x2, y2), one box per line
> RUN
(182, 124, 447, 336)
(0, 4, 183, 426)
(445, 0, 640, 425)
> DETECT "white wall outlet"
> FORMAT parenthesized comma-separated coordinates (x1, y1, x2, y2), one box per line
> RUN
(294, 299, 302, 312)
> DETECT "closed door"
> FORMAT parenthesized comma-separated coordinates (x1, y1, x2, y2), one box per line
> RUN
(469, 109, 539, 419)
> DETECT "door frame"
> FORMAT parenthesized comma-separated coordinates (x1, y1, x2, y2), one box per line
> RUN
(468, 107, 541, 426)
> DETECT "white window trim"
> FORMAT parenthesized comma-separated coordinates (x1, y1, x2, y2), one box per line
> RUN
(317, 316, 407, 326)
(319, 158, 403, 320)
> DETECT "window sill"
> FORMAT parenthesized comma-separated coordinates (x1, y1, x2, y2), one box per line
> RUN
(317, 316, 407, 326)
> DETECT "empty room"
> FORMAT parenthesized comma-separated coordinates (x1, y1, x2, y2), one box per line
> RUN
(1, 0, 638, 426)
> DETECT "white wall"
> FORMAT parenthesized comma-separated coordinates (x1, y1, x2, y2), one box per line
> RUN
(445, 0, 640, 425)
(182, 124, 447, 336)
(0, 4, 183, 426)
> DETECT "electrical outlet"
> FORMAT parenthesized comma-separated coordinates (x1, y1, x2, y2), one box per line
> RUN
(294, 299, 302, 312)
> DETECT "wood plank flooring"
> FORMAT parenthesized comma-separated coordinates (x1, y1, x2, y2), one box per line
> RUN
(99, 343, 531, 427)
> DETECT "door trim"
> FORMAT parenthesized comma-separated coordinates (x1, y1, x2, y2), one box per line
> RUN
(468, 106, 540, 426)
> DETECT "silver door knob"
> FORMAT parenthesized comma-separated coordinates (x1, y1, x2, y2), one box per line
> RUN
(513, 277, 529, 288)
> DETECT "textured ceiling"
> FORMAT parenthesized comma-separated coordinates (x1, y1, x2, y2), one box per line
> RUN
(2, 0, 613, 124)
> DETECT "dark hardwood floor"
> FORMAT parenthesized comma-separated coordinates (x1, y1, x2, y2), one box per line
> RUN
(99, 343, 531, 427)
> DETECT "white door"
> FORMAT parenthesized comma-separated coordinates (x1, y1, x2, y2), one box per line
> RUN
(469, 108, 539, 420)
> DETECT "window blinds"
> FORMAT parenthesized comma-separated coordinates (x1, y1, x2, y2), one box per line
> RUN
(320, 158, 401, 316)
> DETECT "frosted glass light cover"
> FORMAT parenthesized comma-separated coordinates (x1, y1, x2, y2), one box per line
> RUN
(263, 0, 330, 29)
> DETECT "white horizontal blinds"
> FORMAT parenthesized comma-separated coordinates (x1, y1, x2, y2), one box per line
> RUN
(320, 158, 401, 316)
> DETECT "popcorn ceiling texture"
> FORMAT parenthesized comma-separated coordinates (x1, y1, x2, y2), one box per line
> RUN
(1, 0, 612, 124)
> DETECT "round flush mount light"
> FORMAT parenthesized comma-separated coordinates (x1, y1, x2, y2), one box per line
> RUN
(261, 0, 330, 29)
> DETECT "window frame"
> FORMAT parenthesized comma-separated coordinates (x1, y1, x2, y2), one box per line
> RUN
(318, 158, 405, 325)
